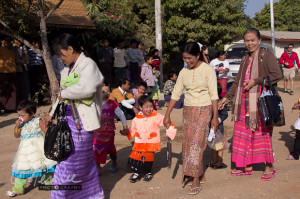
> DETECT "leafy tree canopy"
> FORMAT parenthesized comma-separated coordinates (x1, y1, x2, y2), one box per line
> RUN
(83, 0, 155, 48)
(163, 0, 249, 51)
(252, 0, 300, 31)
(0, 0, 53, 41)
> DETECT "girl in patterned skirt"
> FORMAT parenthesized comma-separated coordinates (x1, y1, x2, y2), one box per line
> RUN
(93, 86, 128, 173)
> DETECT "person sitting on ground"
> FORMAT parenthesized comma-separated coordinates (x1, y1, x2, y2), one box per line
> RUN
(131, 82, 148, 109)
(163, 71, 184, 109)
(109, 78, 139, 120)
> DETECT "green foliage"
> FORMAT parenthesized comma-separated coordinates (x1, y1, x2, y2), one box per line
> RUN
(32, 84, 51, 105)
(163, 0, 248, 51)
(252, 0, 300, 31)
(0, 0, 51, 41)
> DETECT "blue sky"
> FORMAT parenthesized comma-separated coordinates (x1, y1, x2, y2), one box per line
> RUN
(244, 0, 280, 18)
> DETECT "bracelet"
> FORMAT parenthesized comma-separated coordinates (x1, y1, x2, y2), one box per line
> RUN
(14, 128, 21, 133)
(123, 125, 128, 129)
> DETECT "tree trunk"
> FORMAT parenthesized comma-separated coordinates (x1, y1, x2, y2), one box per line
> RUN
(40, 6, 59, 103)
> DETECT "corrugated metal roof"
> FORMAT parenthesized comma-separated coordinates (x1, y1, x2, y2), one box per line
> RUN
(260, 31, 300, 41)
(46, 0, 95, 29)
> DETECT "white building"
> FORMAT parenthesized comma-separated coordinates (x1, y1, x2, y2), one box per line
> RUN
(225, 31, 300, 58)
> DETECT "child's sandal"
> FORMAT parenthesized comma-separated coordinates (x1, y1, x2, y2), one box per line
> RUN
(6, 190, 22, 197)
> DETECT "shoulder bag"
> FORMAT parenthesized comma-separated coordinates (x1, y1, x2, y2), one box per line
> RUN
(44, 102, 74, 162)
(257, 76, 285, 127)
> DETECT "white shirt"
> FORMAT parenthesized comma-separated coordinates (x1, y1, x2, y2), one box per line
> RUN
(113, 48, 126, 68)
(210, 58, 230, 79)
(118, 87, 135, 109)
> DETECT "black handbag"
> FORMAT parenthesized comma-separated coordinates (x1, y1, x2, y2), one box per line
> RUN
(44, 102, 74, 162)
(257, 76, 285, 127)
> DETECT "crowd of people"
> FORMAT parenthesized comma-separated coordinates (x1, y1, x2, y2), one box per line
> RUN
(3, 27, 300, 198)
(98, 38, 162, 89)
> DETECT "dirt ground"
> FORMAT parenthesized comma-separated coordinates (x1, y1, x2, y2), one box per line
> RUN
(1, 79, 300, 199)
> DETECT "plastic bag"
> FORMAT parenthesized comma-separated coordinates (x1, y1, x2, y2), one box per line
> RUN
(207, 129, 229, 151)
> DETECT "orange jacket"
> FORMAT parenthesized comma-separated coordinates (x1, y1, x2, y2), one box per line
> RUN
(128, 111, 174, 152)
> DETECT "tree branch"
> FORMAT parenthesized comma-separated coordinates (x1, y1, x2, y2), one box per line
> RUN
(0, 28, 42, 55)
(46, 0, 64, 19)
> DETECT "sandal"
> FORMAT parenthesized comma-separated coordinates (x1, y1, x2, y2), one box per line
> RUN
(188, 186, 202, 195)
(230, 169, 245, 176)
(187, 181, 206, 186)
(143, 173, 153, 182)
(286, 155, 295, 160)
(6, 190, 22, 197)
(244, 170, 253, 175)
(129, 173, 141, 183)
(261, 170, 276, 181)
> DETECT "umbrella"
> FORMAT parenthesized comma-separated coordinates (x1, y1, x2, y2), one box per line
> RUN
(167, 137, 172, 170)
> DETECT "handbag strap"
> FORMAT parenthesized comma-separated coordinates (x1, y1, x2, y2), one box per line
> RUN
(266, 76, 277, 96)
(260, 77, 266, 95)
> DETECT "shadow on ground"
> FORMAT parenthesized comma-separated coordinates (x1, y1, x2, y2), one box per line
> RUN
(279, 125, 295, 153)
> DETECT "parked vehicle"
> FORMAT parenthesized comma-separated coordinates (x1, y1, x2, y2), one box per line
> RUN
(225, 43, 273, 83)
(224, 43, 273, 111)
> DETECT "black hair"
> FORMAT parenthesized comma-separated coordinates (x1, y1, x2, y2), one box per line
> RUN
(217, 51, 226, 57)
(183, 42, 200, 56)
(53, 33, 82, 56)
(118, 78, 129, 87)
(138, 81, 147, 89)
(149, 46, 155, 53)
(17, 100, 37, 115)
(217, 82, 222, 98)
(243, 28, 261, 40)
(288, 44, 294, 47)
(151, 49, 159, 56)
(144, 54, 153, 62)
(183, 42, 203, 61)
(168, 71, 177, 79)
(130, 39, 137, 44)
(201, 45, 208, 52)
(116, 38, 124, 44)
(138, 95, 153, 107)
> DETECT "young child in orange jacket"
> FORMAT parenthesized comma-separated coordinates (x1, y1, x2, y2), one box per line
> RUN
(123, 95, 176, 183)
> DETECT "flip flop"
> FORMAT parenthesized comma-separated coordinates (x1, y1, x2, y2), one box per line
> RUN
(286, 155, 295, 160)
(261, 170, 276, 181)
(244, 170, 253, 175)
(187, 181, 206, 186)
(230, 170, 244, 176)
(188, 186, 202, 195)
